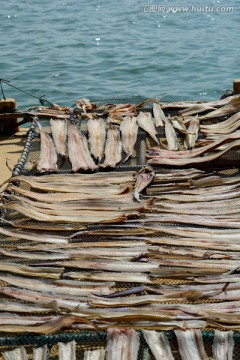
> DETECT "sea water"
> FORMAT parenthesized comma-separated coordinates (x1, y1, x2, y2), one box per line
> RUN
(0, 0, 239, 108)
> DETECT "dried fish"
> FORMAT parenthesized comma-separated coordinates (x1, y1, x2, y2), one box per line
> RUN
(174, 330, 208, 360)
(0, 300, 55, 313)
(179, 103, 217, 116)
(68, 122, 98, 172)
(2, 201, 129, 224)
(0, 226, 68, 244)
(101, 124, 122, 168)
(50, 118, 67, 157)
(58, 341, 76, 360)
(153, 102, 166, 127)
(65, 271, 151, 283)
(106, 328, 140, 360)
(35, 120, 58, 173)
(198, 97, 240, 120)
(0, 274, 112, 296)
(170, 116, 187, 134)
(120, 116, 138, 162)
(2, 347, 28, 360)
(184, 116, 199, 149)
(0, 248, 69, 261)
(54, 259, 159, 273)
(142, 330, 174, 360)
(212, 330, 234, 360)
(134, 166, 155, 201)
(33, 345, 49, 360)
(0, 315, 95, 334)
(137, 111, 159, 145)
(84, 349, 106, 360)
(148, 138, 240, 166)
(165, 119, 179, 150)
(87, 117, 106, 163)
(0, 262, 63, 279)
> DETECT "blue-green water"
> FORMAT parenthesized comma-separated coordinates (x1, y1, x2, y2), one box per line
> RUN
(0, 0, 239, 108)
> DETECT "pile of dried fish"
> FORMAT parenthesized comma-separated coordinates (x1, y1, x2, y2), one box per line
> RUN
(1, 168, 153, 227)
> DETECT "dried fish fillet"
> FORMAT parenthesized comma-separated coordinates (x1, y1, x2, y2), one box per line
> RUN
(33, 345, 49, 360)
(106, 328, 140, 360)
(153, 102, 166, 127)
(137, 111, 159, 145)
(212, 330, 234, 360)
(101, 124, 122, 168)
(83, 349, 106, 360)
(2, 347, 28, 360)
(120, 116, 138, 162)
(164, 119, 179, 150)
(174, 330, 208, 360)
(58, 341, 76, 360)
(50, 118, 67, 157)
(184, 116, 199, 149)
(142, 330, 174, 360)
(68, 122, 98, 172)
(87, 117, 106, 162)
(36, 120, 58, 173)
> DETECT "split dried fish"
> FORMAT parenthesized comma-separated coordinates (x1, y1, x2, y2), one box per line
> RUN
(198, 97, 240, 120)
(137, 111, 159, 145)
(142, 330, 174, 360)
(120, 116, 138, 162)
(153, 102, 166, 127)
(68, 122, 98, 172)
(101, 124, 122, 168)
(134, 166, 155, 201)
(33, 345, 49, 360)
(83, 349, 106, 360)
(106, 328, 140, 360)
(2, 347, 28, 360)
(58, 341, 76, 360)
(0, 262, 63, 279)
(87, 117, 106, 163)
(65, 271, 151, 283)
(170, 116, 187, 134)
(35, 120, 58, 173)
(0, 226, 68, 244)
(212, 330, 234, 360)
(174, 330, 208, 360)
(0, 274, 112, 296)
(184, 116, 199, 149)
(164, 119, 179, 150)
(50, 118, 67, 157)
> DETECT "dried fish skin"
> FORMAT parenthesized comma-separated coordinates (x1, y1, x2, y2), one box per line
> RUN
(106, 328, 140, 360)
(137, 111, 159, 145)
(87, 117, 106, 163)
(36, 123, 58, 173)
(50, 118, 68, 157)
(2, 347, 28, 360)
(101, 124, 122, 168)
(33, 345, 49, 360)
(120, 116, 138, 162)
(174, 330, 208, 360)
(83, 349, 106, 360)
(212, 330, 234, 360)
(134, 166, 155, 201)
(58, 341, 76, 360)
(68, 122, 98, 172)
(142, 330, 174, 360)
(153, 102, 166, 127)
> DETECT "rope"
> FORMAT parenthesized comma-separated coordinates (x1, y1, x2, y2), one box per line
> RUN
(0, 79, 53, 106)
